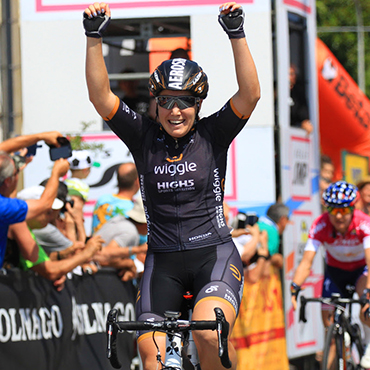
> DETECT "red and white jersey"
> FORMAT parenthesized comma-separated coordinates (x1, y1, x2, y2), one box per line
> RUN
(305, 210, 370, 271)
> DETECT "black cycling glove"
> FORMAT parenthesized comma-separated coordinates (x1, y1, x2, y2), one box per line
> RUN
(83, 12, 111, 38)
(362, 288, 370, 319)
(218, 7, 245, 39)
(290, 282, 301, 298)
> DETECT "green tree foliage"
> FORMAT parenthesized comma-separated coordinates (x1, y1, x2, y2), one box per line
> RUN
(316, 0, 370, 97)
(67, 121, 104, 154)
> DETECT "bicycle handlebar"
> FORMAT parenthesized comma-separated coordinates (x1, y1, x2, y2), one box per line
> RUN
(299, 295, 366, 323)
(106, 307, 232, 369)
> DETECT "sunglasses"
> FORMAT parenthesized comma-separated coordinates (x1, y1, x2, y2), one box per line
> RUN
(327, 206, 354, 216)
(155, 96, 200, 110)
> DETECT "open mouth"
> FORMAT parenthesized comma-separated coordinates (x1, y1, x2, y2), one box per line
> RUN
(169, 120, 184, 126)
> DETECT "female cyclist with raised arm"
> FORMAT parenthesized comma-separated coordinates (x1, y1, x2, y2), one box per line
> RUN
(83, 2, 260, 370)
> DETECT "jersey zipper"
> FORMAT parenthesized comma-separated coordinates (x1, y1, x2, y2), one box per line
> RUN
(174, 170, 183, 250)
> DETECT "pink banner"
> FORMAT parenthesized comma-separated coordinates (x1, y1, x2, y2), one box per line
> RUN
(36, 0, 253, 12)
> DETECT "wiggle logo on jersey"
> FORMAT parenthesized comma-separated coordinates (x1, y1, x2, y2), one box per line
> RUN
(154, 161, 197, 176)
(213, 168, 224, 202)
(229, 264, 241, 281)
(166, 154, 183, 163)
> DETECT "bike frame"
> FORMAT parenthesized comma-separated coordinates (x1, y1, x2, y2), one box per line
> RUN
(164, 306, 200, 370)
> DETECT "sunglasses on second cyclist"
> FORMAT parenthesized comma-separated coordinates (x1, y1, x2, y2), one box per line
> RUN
(327, 206, 354, 216)
(155, 96, 200, 110)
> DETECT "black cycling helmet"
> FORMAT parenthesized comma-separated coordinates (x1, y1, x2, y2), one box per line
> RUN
(148, 58, 208, 99)
(322, 180, 359, 208)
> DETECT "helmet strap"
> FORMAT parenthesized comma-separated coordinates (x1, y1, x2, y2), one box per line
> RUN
(195, 101, 201, 121)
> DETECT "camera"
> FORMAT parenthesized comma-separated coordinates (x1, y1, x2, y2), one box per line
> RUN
(61, 197, 74, 213)
(26, 143, 42, 157)
(49, 137, 72, 161)
(235, 212, 259, 229)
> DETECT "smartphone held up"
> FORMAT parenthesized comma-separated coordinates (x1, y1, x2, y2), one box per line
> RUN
(48, 137, 72, 161)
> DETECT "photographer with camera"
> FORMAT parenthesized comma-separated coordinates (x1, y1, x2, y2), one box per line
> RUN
(7, 187, 103, 291)
(30, 180, 87, 261)
(225, 207, 268, 283)
(0, 151, 69, 268)
(0, 131, 63, 155)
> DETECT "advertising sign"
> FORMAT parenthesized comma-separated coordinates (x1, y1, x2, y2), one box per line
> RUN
(282, 0, 313, 13)
(290, 136, 311, 201)
(317, 38, 370, 181)
(280, 126, 323, 358)
(342, 151, 369, 186)
(21, 0, 261, 21)
(0, 269, 136, 370)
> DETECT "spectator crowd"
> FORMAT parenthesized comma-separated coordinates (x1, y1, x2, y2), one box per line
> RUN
(0, 130, 147, 292)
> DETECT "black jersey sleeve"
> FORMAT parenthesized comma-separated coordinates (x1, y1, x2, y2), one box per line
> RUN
(201, 99, 250, 147)
(104, 96, 154, 153)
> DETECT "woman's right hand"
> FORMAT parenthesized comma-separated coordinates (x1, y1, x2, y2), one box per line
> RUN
(84, 2, 111, 18)
(83, 3, 111, 38)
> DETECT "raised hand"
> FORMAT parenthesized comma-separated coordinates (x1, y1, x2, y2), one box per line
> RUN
(83, 3, 111, 38)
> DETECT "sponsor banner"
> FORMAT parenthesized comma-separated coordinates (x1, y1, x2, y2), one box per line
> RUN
(21, 0, 261, 21)
(317, 38, 370, 182)
(289, 136, 311, 201)
(282, 0, 313, 14)
(342, 151, 369, 185)
(0, 268, 136, 370)
(280, 126, 324, 358)
(230, 266, 289, 370)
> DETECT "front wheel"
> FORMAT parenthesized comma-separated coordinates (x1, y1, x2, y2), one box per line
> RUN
(322, 324, 338, 370)
(322, 324, 362, 370)
(345, 324, 363, 370)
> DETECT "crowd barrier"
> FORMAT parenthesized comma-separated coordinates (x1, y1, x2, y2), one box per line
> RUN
(0, 268, 137, 370)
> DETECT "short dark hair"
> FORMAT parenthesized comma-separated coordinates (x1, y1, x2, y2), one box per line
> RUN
(170, 48, 190, 60)
(117, 163, 138, 190)
(40, 179, 68, 203)
(267, 203, 289, 224)
(321, 154, 333, 168)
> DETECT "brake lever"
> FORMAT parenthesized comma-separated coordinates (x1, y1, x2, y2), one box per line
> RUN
(106, 309, 122, 369)
(299, 296, 307, 323)
(214, 307, 232, 369)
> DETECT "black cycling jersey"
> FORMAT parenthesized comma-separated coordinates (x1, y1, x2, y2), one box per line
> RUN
(105, 96, 249, 252)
